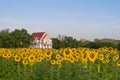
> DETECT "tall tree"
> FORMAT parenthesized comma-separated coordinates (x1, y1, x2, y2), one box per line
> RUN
(117, 43, 120, 51)
(0, 29, 9, 47)
(52, 38, 60, 49)
(0, 29, 9, 36)
(2, 29, 33, 48)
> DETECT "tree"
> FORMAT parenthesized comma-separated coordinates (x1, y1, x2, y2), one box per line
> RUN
(78, 39, 90, 47)
(101, 42, 117, 48)
(0, 36, 3, 47)
(0, 29, 9, 47)
(64, 36, 73, 47)
(0, 29, 9, 36)
(117, 43, 120, 51)
(52, 36, 79, 48)
(52, 35, 120, 49)
(60, 36, 79, 48)
(2, 29, 33, 48)
(2, 34, 15, 48)
(52, 38, 60, 49)
(72, 39, 79, 48)
(86, 41, 101, 49)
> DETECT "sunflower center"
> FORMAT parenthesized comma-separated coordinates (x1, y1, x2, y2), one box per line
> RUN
(47, 51, 50, 55)
(100, 56, 102, 58)
(90, 53, 95, 59)
(83, 54, 87, 59)
(4, 54, 7, 56)
(118, 61, 120, 64)
(16, 57, 20, 60)
(23, 54, 26, 57)
(30, 56, 34, 60)
(65, 50, 70, 55)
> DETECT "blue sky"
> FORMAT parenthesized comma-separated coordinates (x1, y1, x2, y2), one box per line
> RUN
(0, 0, 120, 40)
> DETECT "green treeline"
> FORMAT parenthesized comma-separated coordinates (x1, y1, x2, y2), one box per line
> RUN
(0, 28, 120, 50)
(0, 29, 33, 48)
(52, 36, 120, 50)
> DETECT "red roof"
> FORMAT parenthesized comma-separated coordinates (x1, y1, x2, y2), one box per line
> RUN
(32, 32, 46, 40)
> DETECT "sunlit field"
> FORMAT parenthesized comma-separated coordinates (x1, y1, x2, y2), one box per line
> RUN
(0, 47, 120, 80)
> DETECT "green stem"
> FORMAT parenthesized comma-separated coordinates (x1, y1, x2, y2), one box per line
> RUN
(57, 67, 60, 80)
(105, 62, 109, 80)
(30, 65, 32, 74)
(89, 62, 92, 80)
(101, 62, 105, 80)
(24, 65, 27, 80)
(51, 65, 53, 80)
(65, 61, 70, 80)
(116, 66, 118, 80)
(79, 61, 81, 79)
(98, 61, 101, 80)
(17, 63, 20, 80)
(30, 65, 33, 80)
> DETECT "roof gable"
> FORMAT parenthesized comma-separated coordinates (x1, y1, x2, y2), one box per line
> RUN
(32, 32, 46, 40)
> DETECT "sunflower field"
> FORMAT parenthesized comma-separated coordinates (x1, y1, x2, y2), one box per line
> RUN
(0, 47, 120, 80)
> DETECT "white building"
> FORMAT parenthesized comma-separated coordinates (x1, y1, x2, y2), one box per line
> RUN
(32, 32, 52, 48)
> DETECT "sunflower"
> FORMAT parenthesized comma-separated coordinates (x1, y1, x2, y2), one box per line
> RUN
(63, 48, 72, 56)
(117, 60, 120, 66)
(82, 52, 87, 60)
(88, 52, 98, 63)
(40, 54, 44, 60)
(13, 53, 18, 58)
(98, 53, 104, 61)
(81, 52, 88, 64)
(71, 48, 76, 54)
(50, 60, 56, 65)
(64, 55, 70, 60)
(69, 56, 74, 63)
(105, 53, 109, 58)
(15, 55, 21, 62)
(37, 57, 42, 62)
(115, 54, 119, 60)
(7, 52, 12, 59)
(56, 60, 62, 68)
(2, 53, 8, 59)
(105, 59, 110, 63)
(21, 53, 28, 60)
(45, 50, 52, 57)
(56, 60, 61, 65)
(75, 53, 79, 58)
(113, 56, 117, 61)
(108, 47, 113, 52)
(22, 59, 28, 65)
(28, 54, 35, 63)
(58, 56, 63, 61)
(56, 54, 63, 61)
(45, 56, 51, 61)
(56, 54, 61, 59)
(114, 49, 118, 54)
(74, 57, 79, 62)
